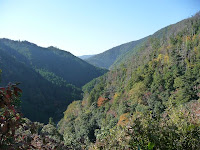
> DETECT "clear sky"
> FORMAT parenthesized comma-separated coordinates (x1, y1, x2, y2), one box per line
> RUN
(0, 0, 199, 56)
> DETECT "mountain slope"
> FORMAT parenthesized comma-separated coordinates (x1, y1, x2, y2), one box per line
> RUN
(85, 38, 147, 69)
(0, 39, 107, 123)
(0, 39, 107, 87)
(0, 47, 83, 123)
(58, 12, 200, 149)
(111, 15, 197, 69)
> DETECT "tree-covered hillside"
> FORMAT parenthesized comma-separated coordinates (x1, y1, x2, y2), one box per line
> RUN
(0, 39, 107, 87)
(85, 38, 147, 69)
(0, 39, 107, 123)
(0, 78, 70, 149)
(58, 13, 200, 149)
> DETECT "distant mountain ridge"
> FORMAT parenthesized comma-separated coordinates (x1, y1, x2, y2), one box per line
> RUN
(0, 38, 107, 123)
(0, 39, 107, 87)
(78, 54, 95, 60)
(85, 38, 147, 69)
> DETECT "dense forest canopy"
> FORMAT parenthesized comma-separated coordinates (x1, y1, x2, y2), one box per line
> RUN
(58, 12, 200, 149)
(0, 39, 107, 123)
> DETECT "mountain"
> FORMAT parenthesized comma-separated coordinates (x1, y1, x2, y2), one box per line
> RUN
(0, 39, 107, 87)
(78, 54, 95, 60)
(0, 39, 107, 123)
(85, 38, 147, 69)
(58, 13, 200, 149)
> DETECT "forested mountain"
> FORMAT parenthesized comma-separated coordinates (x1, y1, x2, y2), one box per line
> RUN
(78, 55, 95, 60)
(58, 13, 200, 149)
(85, 37, 147, 69)
(0, 39, 107, 123)
(0, 39, 107, 87)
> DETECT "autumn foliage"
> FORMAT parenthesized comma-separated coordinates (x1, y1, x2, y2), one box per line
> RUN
(97, 96, 109, 107)
(117, 113, 129, 126)
(0, 83, 22, 148)
(0, 83, 67, 149)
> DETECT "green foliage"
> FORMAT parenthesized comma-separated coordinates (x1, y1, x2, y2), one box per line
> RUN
(1, 10, 200, 150)
(0, 39, 107, 123)
(35, 68, 68, 86)
(48, 117, 56, 126)
(58, 13, 200, 149)
(0, 49, 82, 123)
(94, 108, 200, 150)
(41, 124, 63, 142)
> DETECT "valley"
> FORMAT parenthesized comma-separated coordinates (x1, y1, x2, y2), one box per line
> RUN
(0, 4, 199, 149)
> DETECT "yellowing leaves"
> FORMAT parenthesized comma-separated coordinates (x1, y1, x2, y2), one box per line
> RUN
(153, 53, 170, 64)
(164, 54, 169, 63)
(113, 92, 120, 100)
(186, 35, 191, 41)
(117, 113, 129, 126)
(64, 101, 82, 120)
(157, 54, 163, 61)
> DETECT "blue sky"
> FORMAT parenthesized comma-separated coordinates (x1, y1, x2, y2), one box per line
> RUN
(0, 0, 199, 56)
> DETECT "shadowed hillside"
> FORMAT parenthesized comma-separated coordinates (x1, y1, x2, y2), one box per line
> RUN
(0, 39, 107, 123)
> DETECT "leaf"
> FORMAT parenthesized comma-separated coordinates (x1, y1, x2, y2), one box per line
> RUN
(6, 90, 12, 98)
(14, 87, 22, 96)
(14, 82, 21, 86)
(138, 145, 141, 150)
(14, 87, 22, 93)
(4, 110, 9, 117)
(148, 142, 155, 150)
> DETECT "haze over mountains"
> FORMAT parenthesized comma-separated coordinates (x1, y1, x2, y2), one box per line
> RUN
(78, 54, 95, 60)
(85, 37, 147, 69)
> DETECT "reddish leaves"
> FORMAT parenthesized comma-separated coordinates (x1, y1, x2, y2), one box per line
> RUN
(97, 96, 109, 107)
(6, 90, 12, 98)
(13, 87, 22, 96)
(0, 83, 22, 148)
